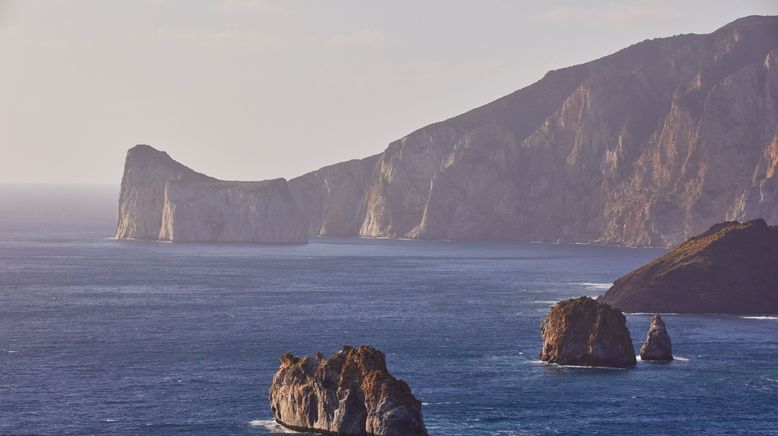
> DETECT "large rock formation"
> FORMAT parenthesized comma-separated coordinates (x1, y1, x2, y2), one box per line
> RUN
(283, 15, 778, 247)
(640, 314, 673, 361)
(117, 16, 778, 247)
(268, 345, 428, 436)
(599, 219, 778, 313)
(116, 145, 308, 243)
(540, 297, 637, 368)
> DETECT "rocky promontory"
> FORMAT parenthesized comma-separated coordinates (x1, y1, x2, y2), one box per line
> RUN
(640, 314, 673, 361)
(117, 17, 778, 247)
(269, 345, 428, 436)
(116, 145, 308, 243)
(599, 219, 778, 314)
(540, 297, 637, 368)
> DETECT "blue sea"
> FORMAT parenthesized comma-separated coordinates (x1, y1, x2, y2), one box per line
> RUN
(1, 184, 777, 435)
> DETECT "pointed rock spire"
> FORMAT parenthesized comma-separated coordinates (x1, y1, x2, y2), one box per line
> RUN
(640, 313, 673, 361)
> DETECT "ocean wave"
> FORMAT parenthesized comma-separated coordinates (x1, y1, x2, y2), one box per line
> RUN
(569, 282, 612, 291)
(673, 356, 689, 361)
(248, 419, 299, 433)
(740, 316, 778, 320)
(528, 360, 627, 370)
(626, 312, 679, 316)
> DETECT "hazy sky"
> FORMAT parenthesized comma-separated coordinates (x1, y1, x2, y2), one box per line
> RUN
(1, 0, 776, 184)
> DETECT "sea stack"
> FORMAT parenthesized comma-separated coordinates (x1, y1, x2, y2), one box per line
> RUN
(269, 345, 428, 436)
(599, 220, 778, 314)
(115, 144, 309, 244)
(640, 314, 673, 361)
(540, 297, 636, 368)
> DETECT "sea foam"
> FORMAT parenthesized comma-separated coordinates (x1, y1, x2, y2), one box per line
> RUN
(248, 419, 299, 433)
(740, 316, 778, 320)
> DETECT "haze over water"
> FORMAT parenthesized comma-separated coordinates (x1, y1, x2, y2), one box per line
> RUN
(2, 185, 778, 434)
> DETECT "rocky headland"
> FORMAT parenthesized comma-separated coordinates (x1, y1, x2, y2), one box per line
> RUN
(540, 297, 637, 368)
(268, 345, 428, 436)
(640, 314, 673, 361)
(118, 16, 778, 247)
(115, 145, 308, 243)
(599, 219, 778, 314)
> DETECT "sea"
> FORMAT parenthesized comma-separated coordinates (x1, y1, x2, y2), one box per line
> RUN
(1, 184, 777, 435)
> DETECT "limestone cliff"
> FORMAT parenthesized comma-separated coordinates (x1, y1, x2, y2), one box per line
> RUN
(287, 15, 778, 247)
(599, 219, 778, 313)
(117, 16, 778, 247)
(116, 145, 307, 243)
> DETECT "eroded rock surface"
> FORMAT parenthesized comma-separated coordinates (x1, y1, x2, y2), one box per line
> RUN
(116, 145, 308, 243)
(117, 17, 778, 247)
(540, 297, 637, 368)
(286, 16, 778, 247)
(640, 314, 673, 361)
(269, 345, 427, 436)
(600, 219, 778, 313)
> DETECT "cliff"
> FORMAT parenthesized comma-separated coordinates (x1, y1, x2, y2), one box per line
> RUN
(269, 345, 428, 436)
(599, 219, 778, 313)
(117, 16, 778, 247)
(286, 15, 778, 247)
(116, 145, 308, 243)
(540, 297, 636, 368)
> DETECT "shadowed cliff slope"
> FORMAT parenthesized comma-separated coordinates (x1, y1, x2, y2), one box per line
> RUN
(599, 219, 778, 313)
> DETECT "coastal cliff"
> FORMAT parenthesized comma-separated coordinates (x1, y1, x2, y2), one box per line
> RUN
(269, 345, 428, 436)
(599, 219, 778, 313)
(286, 15, 778, 247)
(117, 16, 778, 247)
(116, 145, 307, 243)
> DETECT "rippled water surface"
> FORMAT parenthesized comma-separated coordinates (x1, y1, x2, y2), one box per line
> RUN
(1, 185, 777, 435)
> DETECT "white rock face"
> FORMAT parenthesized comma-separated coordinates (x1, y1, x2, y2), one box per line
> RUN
(115, 145, 308, 244)
(159, 179, 308, 243)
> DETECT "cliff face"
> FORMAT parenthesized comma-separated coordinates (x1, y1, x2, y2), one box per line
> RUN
(269, 345, 428, 436)
(599, 219, 778, 313)
(117, 16, 778, 247)
(288, 15, 778, 247)
(116, 145, 308, 243)
(287, 155, 380, 237)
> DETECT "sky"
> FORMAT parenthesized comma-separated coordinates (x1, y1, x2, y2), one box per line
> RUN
(1, 0, 776, 185)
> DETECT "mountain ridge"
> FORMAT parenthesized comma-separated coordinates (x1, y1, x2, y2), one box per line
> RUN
(117, 15, 778, 247)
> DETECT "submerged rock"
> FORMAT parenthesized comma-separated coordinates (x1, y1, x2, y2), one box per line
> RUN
(640, 314, 673, 361)
(599, 219, 778, 314)
(268, 345, 428, 436)
(540, 297, 636, 368)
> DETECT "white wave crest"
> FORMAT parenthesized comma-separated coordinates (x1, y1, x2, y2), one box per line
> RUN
(570, 282, 612, 291)
(673, 356, 690, 361)
(248, 419, 300, 433)
(740, 316, 778, 320)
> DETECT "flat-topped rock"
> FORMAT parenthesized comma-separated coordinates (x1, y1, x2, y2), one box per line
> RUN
(599, 220, 778, 314)
(540, 297, 636, 368)
(116, 144, 308, 244)
(269, 345, 428, 436)
(640, 314, 673, 361)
